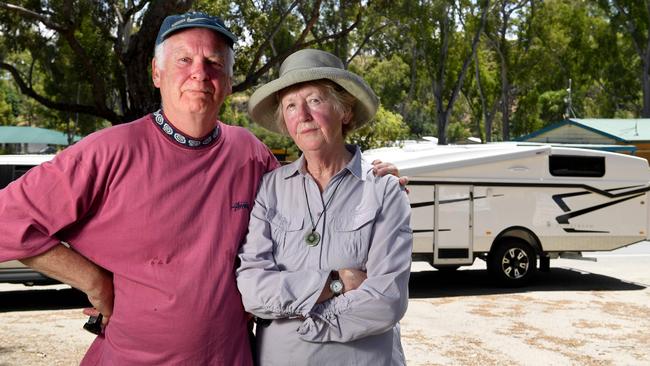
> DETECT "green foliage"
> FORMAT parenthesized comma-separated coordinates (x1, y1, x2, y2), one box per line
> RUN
(249, 124, 299, 161)
(447, 121, 471, 143)
(1, 0, 649, 146)
(358, 56, 409, 111)
(347, 106, 410, 151)
(0, 78, 17, 124)
(511, 91, 543, 137)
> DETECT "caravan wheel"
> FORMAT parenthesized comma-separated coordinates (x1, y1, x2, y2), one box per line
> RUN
(488, 240, 536, 286)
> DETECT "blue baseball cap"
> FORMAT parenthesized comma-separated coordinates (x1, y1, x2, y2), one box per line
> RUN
(156, 11, 236, 48)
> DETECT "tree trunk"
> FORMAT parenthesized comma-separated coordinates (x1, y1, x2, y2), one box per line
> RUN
(642, 43, 650, 117)
(437, 108, 448, 145)
(118, 0, 194, 124)
(501, 67, 510, 140)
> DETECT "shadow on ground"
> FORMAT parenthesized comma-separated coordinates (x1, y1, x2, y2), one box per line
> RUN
(3, 267, 645, 310)
(409, 267, 646, 299)
(0, 287, 90, 312)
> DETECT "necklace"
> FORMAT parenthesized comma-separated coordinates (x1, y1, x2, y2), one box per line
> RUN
(303, 170, 349, 247)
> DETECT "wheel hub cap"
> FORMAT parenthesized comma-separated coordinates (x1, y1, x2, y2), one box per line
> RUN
(502, 248, 529, 279)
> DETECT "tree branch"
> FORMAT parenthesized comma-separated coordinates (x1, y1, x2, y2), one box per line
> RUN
(235, 0, 369, 93)
(245, 0, 301, 78)
(446, 0, 490, 119)
(57, 5, 112, 117)
(0, 2, 65, 31)
(0, 62, 119, 122)
(347, 21, 390, 64)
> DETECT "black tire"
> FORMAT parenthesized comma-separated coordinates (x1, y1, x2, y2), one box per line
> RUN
(488, 239, 536, 287)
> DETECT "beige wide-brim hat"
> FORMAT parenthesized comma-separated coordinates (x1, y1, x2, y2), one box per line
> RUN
(248, 49, 379, 135)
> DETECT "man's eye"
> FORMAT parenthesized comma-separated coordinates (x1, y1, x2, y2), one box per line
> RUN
(178, 57, 191, 63)
(209, 59, 224, 67)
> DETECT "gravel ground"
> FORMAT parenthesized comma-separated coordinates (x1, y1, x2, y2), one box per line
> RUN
(1, 248, 649, 365)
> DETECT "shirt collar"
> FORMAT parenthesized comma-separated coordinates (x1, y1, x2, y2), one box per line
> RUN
(283, 145, 365, 181)
(151, 109, 220, 149)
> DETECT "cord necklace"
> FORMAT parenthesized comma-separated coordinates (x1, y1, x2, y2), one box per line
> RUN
(302, 170, 349, 246)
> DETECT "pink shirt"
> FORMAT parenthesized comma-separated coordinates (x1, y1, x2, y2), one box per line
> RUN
(0, 113, 279, 365)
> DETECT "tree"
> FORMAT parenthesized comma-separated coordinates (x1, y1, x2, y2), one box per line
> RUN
(0, 0, 194, 125)
(347, 106, 410, 151)
(411, 0, 489, 144)
(598, 0, 650, 117)
(483, 0, 533, 141)
(0, 0, 374, 128)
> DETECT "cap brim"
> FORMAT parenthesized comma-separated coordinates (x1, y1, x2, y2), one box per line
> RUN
(160, 24, 236, 47)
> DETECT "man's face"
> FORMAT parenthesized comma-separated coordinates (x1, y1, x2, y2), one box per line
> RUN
(152, 28, 232, 121)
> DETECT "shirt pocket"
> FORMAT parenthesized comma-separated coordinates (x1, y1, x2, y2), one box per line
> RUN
(333, 207, 378, 267)
(267, 210, 306, 268)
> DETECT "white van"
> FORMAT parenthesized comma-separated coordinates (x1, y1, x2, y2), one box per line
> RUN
(364, 142, 650, 286)
(0, 154, 57, 285)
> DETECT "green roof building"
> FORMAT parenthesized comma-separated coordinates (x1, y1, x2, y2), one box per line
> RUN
(517, 118, 650, 161)
(0, 126, 81, 154)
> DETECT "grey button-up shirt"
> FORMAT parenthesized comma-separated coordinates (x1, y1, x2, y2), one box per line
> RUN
(237, 145, 413, 366)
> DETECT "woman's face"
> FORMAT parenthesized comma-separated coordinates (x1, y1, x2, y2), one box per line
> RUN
(280, 83, 350, 153)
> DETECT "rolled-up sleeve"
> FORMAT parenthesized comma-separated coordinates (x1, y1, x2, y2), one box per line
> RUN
(236, 178, 331, 319)
(0, 153, 98, 262)
(297, 178, 412, 343)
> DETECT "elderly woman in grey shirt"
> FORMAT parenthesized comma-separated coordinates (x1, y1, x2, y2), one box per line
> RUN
(237, 48, 413, 366)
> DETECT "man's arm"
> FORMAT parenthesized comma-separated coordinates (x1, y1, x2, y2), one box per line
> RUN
(20, 244, 114, 324)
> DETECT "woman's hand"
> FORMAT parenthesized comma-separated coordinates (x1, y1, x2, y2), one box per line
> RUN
(316, 268, 368, 303)
(338, 268, 367, 292)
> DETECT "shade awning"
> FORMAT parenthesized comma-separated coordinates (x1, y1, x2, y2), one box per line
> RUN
(0, 126, 80, 145)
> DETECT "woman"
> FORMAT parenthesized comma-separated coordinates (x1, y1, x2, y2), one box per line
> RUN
(237, 49, 413, 365)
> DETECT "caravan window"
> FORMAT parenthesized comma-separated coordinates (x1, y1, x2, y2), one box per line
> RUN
(0, 165, 34, 189)
(549, 155, 605, 177)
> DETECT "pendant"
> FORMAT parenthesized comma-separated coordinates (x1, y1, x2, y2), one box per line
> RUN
(304, 230, 321, 247)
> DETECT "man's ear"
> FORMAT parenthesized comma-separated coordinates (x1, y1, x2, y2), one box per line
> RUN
(152, 58, 161, 88)
(225, 76, 233, 96)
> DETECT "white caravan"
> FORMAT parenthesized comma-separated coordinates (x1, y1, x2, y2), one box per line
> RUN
(364, 142, 650, 286)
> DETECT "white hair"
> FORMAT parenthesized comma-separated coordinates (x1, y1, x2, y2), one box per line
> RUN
(154, 38, 234, 77)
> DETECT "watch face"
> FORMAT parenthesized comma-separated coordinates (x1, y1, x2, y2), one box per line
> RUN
(330, 279, 344, 295)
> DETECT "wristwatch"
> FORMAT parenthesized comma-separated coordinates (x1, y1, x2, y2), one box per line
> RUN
(329, 271, 344, 296)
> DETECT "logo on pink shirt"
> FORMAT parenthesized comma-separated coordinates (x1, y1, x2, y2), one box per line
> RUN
(231, 201, 250, 211)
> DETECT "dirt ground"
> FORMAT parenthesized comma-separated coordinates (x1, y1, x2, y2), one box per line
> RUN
(1, 253, 649, 365)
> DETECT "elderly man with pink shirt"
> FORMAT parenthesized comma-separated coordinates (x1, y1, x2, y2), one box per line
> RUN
(0, 12, 273, 365)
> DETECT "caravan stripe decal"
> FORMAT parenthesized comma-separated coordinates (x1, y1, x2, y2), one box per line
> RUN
(408, 183, 648, 234)
(407, 181, 650, 198)
(563, 228, 610, 233)
(552, 185, 645, 212)
(555, 193, 645, 224)
(411, 194, 503, 208)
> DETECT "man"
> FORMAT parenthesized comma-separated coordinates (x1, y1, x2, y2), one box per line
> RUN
(0, 12, 274, 365)
(0, 11, 401, 365)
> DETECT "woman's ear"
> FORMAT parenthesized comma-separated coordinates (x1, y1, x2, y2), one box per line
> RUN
(342, 108, 353, 125)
